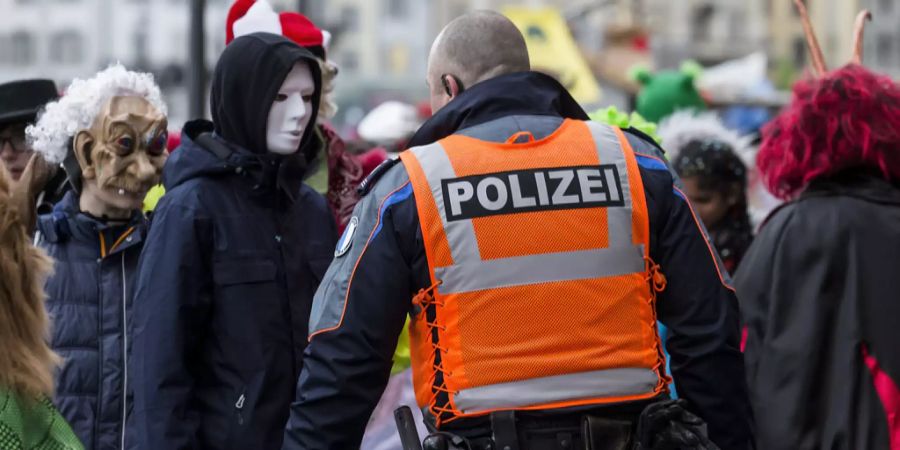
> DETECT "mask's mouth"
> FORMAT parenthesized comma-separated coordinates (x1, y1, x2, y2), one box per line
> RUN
(104, 178, 155, 200)
(289, 130, 302, 137)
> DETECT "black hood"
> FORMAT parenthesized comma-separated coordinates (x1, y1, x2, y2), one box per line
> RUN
(408, 71, 589, 147)
(211, 32, 322, 157)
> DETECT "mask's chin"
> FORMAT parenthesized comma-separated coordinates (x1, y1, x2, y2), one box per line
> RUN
(267, 133, 303, 155)
(81, 181, 148, 219)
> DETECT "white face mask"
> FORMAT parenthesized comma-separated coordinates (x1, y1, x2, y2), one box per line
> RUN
(266, 62, 315, 155)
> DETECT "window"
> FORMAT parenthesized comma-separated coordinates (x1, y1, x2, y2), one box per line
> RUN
(388, 0, 407, 19)
(341, 50, 359, 73)
(877, 33, 893, 66)
(692, 4, 716, 41)
(49, 31, 84, 64)
(792, 36, 806, 67)
(0, 36, 8, 64)
(10, 31, 35, 65)
(341, 6, 359, 32)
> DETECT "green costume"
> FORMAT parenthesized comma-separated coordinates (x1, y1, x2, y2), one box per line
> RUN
(0, 389, 83, 450)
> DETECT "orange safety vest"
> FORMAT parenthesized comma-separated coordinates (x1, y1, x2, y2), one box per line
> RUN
(399, 119, 669, 428)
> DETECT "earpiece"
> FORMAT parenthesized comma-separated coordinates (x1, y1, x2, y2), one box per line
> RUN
(441, 74, 465, 98)
(442, 75, 453, 97)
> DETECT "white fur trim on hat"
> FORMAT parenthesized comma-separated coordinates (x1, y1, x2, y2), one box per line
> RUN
(233, 0, 281, 39)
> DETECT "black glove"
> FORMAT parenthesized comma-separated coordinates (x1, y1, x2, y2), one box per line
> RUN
(634, 400, 719, 450)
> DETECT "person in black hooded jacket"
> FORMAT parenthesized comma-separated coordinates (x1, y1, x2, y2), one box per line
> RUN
(130, 33, 337, 450)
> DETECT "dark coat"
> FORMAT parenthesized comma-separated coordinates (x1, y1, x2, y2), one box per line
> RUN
(130, 33, 336, 450)
(735, 171, 900, 450)
(37, 191, 146, 450)
(284, 72, 753, 450)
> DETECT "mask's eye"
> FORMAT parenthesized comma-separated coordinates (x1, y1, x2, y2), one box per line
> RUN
(117, 136, 134, 153)
(147, 132, 167, 156)
(302, 94, 313, 102)
(275, 93, 288, 102)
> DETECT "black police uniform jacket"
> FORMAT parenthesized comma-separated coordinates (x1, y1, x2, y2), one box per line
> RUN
(130, 33, 336, 450)
(282, 72, 754, 450)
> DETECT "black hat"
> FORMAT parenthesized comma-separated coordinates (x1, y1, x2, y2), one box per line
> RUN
(0, 79, 59, 127)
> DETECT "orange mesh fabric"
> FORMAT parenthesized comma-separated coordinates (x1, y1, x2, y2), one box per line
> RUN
(441, 120, 598, 175)
(446, 275, 657, 389)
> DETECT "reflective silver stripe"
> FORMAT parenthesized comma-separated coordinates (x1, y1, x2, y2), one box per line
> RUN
(454, 368, 659, 413)
(584, 121, 633, 247)
(435, 246, 644, 294)
(410, 143, 481, 263)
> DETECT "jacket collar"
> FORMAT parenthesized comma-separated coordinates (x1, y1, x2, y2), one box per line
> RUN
(214, 134, 305, 203)
(408, 71, 589, 147)
(167, 119, 304, 203)
(40, 191, 146, 253)
(802, 170, 900, 206)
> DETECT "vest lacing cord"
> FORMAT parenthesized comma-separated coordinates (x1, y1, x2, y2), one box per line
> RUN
(645, 256, 673, 391)
(412, 279, 456, 427)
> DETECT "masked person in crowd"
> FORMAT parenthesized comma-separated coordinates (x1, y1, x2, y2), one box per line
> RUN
(226, 0, 386, 233)
(0, 156, 83, 450)
(24, 65, 168, 450)
(0, 79, 69, 214)
(736, 5, 900, 449)
(659, 111, 754, 273)
(284, 11, 751, 450)
(131, 33, 335, 450)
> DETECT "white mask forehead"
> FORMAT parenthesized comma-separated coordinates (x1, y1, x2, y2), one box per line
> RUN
(266, 62, 315, 155)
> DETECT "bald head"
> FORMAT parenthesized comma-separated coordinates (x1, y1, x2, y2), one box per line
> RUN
(427, 10, 530, 112)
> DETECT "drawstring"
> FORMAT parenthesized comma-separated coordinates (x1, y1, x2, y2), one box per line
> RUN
(645, 255, 667, 294)
(98, 227, 136, 259)
(412, 279, 456, 427)
(645, 256, 673, 391)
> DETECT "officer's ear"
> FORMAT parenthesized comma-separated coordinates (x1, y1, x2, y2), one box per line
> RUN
(442, 74, 464, 98)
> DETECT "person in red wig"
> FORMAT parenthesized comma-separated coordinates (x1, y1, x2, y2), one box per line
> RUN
(735, 3, 900, 449)
(226, 0, 386, 233)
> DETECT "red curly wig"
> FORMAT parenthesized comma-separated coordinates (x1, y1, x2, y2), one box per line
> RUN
(757, 64, 900, 199)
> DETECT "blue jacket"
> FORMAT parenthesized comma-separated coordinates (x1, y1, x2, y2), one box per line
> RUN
(37, 191, 146, 450)
(284, 72, 754, 450)
(130, 124, 336, 450)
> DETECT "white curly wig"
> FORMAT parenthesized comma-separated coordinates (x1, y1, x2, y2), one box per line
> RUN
(26, 64, 167, 164)
(657, 111, 755, 167)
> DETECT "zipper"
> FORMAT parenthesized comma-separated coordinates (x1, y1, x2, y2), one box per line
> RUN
(235, 391, 246, 425)
(274, 204, 297, 377)
(121, 254, 128, 450)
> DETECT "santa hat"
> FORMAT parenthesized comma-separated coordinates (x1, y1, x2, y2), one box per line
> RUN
(226, 0, 329, 60)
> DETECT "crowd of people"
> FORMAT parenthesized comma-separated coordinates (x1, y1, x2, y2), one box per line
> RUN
(0, 1, 898, 449)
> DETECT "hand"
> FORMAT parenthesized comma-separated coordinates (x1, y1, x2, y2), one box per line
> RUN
(10, 153, 55, 234)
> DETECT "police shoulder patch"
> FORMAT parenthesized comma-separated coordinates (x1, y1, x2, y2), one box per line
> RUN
(334, 216, 359, 257)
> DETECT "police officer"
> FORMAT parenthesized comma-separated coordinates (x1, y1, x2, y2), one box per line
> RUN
(283, 11, 753, 450)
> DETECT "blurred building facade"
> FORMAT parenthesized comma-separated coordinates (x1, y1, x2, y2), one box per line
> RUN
(1, 0, 896, 130)
(862, 0, 900, 77)
(0, 0, 230, 125)
(768, 0, 861, 74)
(645, 0, 768, 68)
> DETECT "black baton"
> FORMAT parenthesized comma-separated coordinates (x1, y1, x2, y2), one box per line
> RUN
(394, 406, 423, 450)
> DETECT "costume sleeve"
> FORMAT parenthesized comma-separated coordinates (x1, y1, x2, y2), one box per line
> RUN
(131, 196, 213, 450)
(283, 167, 421, 449)
(635, 145, 754, 450)
(734, 205, 832, 448)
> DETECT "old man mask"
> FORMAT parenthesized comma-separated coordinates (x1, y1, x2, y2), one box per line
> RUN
(73, 96, 167, 219)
